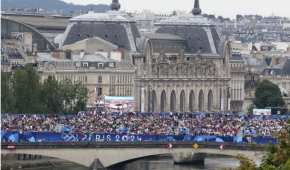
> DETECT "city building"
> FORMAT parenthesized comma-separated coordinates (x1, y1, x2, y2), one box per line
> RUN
(133, 0, 232, 112)
(36, 0, 138, 107)
(230, 53, 245, 112)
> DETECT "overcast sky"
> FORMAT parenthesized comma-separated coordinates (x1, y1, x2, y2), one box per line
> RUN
(62, 0, 290, 19)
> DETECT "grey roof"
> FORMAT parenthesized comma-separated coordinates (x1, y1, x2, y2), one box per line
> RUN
(155, 25, 220, 54)
(282, 59, 290, 75)
(211, 27, 221, 52)
(143, 33, 184, 40)
(139, 33, 186, 53)
(150, 39, 186, 53)
(62, 22, 138, 50)
(130, 23, 141, 39)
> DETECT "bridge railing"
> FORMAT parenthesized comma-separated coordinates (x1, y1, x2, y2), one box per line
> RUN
(1, 141, 267, 151)
(1, 131, 278, 145)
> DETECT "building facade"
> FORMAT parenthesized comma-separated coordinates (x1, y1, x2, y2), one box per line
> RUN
(37, 51, 135, 107)
(229, 54, 245, 112)
(133, 0, 232, 112)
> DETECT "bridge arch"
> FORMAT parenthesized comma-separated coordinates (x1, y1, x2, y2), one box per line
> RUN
(2, 147, 264, 168)
(1, 17, 56, 51)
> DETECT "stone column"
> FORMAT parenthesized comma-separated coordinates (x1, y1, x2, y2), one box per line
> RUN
(156, 88, 160, 113)
(195, 88, 200, 112)
(134, 81, 143, 112)
(176, 88, 181, 112)
(140, 87, 145, 112)
(165, 88, 170, 112)
(204, 88, 209, 112)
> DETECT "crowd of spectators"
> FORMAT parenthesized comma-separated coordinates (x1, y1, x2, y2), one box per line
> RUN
(1, 112, 289, 137)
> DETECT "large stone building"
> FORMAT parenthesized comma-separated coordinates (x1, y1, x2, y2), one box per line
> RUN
(2, 0, 237, 112)
(36, 0, 138, 107)
(229, 54, 245, 112)
(133, 0, 232, 112)
(37, 50, 135, 107)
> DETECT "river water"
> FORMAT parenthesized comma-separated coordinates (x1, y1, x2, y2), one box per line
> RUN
(109, 156, 240, 170)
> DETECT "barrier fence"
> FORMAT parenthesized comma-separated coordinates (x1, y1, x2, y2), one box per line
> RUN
(1, 131, 277, 144)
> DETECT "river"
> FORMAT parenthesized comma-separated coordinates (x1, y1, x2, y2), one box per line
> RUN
(109, 155, 240, 170)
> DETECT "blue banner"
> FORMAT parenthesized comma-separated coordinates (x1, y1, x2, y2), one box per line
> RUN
(0, 131, 278, 144)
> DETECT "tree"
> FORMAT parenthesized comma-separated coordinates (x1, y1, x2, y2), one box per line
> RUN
(72, 82, 88, 113)
(236, 154, 257, 170)
(254, 80, 286, 114)
(41, 76, 63, 114)
(60, 79, 75, 113)
(260, 120, 290, 170)
(60, 79, 88, 114)
(237, 120, 290, 170)
(13, 65, 43, 113)
(2, 65, 88, 114)
(1, 72, 15, 112)
(247, 104, 255, 115)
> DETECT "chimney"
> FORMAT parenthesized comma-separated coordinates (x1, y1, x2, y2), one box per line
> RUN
(65, 50, 72, 60)
(80, 50, 85, 59)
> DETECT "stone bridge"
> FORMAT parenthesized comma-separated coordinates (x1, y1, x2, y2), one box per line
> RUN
(2, 142, 265, 169)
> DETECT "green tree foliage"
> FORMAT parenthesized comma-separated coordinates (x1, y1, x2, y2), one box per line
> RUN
(236, 121, 290, 170)
(236, 154, 257, 170)
(1, 65, 88, 114)
(247, 104, 255, 115)
(60, 80, 88, 114)
(73, 82, 88, 113)
(260, 120, 290, 170)
(1, 72, 15, 112)
(41, 76, 63, 114)
(13, 65, 42, 113)
(254, 80, 286, 113)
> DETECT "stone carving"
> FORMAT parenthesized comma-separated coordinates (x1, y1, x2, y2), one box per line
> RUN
(151, 57, 216, 77)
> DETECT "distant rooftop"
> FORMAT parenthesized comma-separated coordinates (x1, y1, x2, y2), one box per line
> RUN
(70, 11, 132, 23)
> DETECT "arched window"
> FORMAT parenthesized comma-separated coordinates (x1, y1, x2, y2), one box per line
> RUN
(208, 90, 213, 112)
(189, 90, 195, 112)
(170, 90, 176, 112)
(160, 90, 167, 112)
(149, 90, 157, 112)
(180, 90, 185, 112)
(198, 90, 204, 112)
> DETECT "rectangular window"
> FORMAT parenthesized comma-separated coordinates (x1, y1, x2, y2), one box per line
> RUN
(98, 63, 104, 69)
(82, 62, 88, 67)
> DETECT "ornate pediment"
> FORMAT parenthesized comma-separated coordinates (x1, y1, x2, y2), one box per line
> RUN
(152, 58, 216, 77)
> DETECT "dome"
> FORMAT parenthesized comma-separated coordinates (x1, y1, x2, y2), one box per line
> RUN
(61, 1, 140, 52)
(154, 0, 221, 54)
